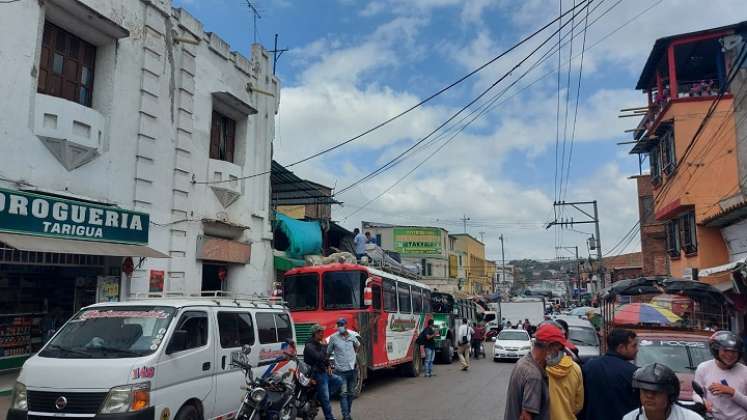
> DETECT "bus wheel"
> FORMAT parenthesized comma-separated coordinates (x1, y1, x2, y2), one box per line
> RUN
(354, 362, 365, 395)
(401, 346, 422, 377)
(438, 340, 453, 364)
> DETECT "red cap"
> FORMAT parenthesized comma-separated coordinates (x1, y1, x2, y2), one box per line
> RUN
(534, 324, 568, 347)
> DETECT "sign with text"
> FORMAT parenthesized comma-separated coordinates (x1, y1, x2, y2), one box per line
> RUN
(0, 188, 149, 244)
(393, 227, 442, 254)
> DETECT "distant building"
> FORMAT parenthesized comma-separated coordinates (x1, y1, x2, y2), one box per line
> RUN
(450, 233, 490, 295)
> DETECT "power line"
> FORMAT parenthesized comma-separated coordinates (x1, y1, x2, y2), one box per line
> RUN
(336, 0, 595, 196)
(193, 2, 590, 186)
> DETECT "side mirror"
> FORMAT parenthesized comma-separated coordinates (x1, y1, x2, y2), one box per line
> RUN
(166, 330, 188, 354)
(242, 344, 252, 355)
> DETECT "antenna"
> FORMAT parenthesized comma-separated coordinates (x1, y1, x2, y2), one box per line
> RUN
(245, 1, 262, 43)
(268, 34, 289, 75)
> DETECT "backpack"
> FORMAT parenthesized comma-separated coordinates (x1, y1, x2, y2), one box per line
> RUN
(416, 328, 428, 345)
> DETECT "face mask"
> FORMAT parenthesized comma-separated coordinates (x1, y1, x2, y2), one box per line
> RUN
(545, 351, 563, 367)
(338, 326, 346, 334)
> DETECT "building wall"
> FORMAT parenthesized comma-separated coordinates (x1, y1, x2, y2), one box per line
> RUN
(451, 234, 489, 294)
(0, 0, 279, 297)
(634, 175, 669, 276)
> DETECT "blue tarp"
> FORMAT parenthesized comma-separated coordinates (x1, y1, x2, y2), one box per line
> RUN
(273, 213, 322, 258)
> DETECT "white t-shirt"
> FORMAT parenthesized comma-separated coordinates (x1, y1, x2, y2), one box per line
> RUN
(622, 404, 704, 420)
(693, 360, 747, 420)
(354, 233, 366, 254)
(457, 324, 473, 344)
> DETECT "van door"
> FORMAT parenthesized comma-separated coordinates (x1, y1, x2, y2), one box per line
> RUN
(212, 309, 256, 419)
(155, 310, 215, 417)
(255, 312, 293, 379)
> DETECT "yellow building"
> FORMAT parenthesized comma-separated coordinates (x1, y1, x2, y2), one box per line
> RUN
(450, 234, 490, 295)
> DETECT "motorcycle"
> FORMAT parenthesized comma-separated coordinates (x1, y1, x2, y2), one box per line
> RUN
(286, 354, 320, 420)
(232, 344, 297, 420)
(689, 381, 713, 420)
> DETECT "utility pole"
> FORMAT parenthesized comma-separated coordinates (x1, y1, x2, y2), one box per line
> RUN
(556, 245, 579, 301)
(267, 34, 288, 75)
(499, 234, 506, 293)
(461, 214, 470, 233)
(546, 200, 604, 291)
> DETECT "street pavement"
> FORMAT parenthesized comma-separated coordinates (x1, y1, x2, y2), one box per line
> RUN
(330, 345, 515, 420)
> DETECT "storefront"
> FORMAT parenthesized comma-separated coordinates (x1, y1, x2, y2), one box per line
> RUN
(0, 187, 165, 371)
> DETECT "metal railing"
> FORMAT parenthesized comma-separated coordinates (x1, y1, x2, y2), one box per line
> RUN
(128, 290, 286, 307)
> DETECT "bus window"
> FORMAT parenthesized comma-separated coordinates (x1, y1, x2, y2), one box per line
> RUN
(383, 279, 397, 312)
(398, 283, 412, 313)
(412, 287, 423, 313)
(284, 273, 318, 311)
(323, 271, 366, 309)
(372, 285, 382, 310)
(423, 290, 432, 313)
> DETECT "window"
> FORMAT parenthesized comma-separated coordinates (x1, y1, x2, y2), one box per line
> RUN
(256, 312, 277, 344)
(169, 311, 208, 353)
(383, 279, 397, 312)
(423, 289, 432, 313)
(210, 111, 236, 163)
(372, 285, 382, 310)
(666, 219, 681, 258)
(218, 312, 255, 348)
(660, 129, 676, 175)
(426, 263, 433, 277)
(283, 274, 318, 311)
(421, 259, 427, 276)
(375, 234, 382, 246)
(412, 287, 423, 313)
(38, 22, 96, 107)
(275, 313, 293, 343)
(323, 271, 365, 309)
(649, 148, 662, 185)
(681, 211, 698, 254)
(398, 283, 412, 313)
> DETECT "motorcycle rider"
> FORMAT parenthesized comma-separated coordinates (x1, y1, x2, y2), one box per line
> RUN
(623, 363, 702, 420)
(303, 324, 342, 420)
(694, 330, 747, 420)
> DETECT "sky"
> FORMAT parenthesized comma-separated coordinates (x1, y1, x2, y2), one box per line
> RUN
(175, 0, 747, 262)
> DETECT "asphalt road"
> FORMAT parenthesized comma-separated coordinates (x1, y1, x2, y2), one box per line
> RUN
(328, 344, 515, 420)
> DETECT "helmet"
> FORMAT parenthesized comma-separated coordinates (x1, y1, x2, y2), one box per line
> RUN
(632, 363, 680, 404)
(709, 330, 744, 367)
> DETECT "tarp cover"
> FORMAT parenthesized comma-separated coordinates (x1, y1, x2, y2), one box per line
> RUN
(273, 213, 322, 258)
(599, 277, 730, 307)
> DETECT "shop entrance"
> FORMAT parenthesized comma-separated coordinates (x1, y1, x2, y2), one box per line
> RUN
(201, 264, 225, 292)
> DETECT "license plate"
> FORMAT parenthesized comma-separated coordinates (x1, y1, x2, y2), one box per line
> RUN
(508, 353, 517, 357)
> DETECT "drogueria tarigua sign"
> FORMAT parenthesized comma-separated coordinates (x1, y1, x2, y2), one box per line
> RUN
(0, 187, 149, 244)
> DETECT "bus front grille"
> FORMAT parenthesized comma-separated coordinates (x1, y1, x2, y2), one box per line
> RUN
(295, 322, 314, 345)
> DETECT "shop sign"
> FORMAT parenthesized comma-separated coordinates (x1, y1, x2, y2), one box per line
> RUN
(149, 270, 165, 292)
(0, 187, 149, 244)
(393, 227, 442, 254)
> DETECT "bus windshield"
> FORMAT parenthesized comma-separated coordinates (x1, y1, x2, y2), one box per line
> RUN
(323, 271, 366, 309)
(284, 274, 319, 310)
(432, 293, 454, 313)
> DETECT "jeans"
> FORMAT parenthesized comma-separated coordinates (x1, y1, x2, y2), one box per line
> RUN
(336, 369, 357, 419)
(471, 340, 482, 359)
(313, 371, 342, 420)
(424, 347, 435, 376)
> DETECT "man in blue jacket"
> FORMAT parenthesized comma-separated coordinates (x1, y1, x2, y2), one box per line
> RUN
(580, 328, 639, 420)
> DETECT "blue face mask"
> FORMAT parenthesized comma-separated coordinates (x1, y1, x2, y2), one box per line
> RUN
(338, 326, 346, 334)
(545, 351, 563, 367)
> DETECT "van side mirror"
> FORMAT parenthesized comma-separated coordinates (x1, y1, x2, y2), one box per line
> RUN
(242, 344, 252, 355)
(166, 330, 188, 354)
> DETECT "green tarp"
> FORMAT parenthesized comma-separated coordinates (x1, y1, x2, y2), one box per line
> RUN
(273, 213, 322, 258)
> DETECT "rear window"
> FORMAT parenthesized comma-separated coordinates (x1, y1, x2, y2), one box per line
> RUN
(567, 327, 599, 346)
(498, 331, 529, 341)
(636, 339, 710, 374)
(255, 312, 293, 344)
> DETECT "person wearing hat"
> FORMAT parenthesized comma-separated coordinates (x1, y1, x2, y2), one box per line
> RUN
(503, 323, 568, 420)
(623, 363, 702, 420)
(327, 318, 360, 420)
(545, 320, 584, 420)
(303, 324, 342, 420)
(693, 330, 747, 420)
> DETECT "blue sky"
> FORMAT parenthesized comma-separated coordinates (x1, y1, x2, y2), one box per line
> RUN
(176, 0, 747, 261)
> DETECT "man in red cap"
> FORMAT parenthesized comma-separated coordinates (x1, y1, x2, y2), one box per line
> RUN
(504, 323, 568, 420)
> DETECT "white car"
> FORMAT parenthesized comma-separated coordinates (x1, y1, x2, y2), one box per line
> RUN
(493, 329, 532, 361)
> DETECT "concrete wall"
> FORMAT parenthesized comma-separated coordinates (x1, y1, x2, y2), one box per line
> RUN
(0, 0, 279, 297)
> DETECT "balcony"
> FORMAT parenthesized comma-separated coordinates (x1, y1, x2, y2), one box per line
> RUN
(208, 158, 243, 208)
(33, 93, 106, 170)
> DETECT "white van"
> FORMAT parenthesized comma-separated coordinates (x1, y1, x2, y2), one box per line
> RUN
(6, 297, 295, 420)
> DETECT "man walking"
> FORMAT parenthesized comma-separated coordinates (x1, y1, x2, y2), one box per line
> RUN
(457, 318, 474, 371)
(580, 328, 639, 420)
(304, 324, 342, 420)
(353, 228, 366, 260)
(472, 322, 486, 359)
(327, 318, 361, 420)
(504, 323, 568, 420)
(419, 318, 438, 377)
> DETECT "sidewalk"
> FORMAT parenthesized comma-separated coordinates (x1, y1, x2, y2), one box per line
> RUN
(0, 370, 19, 396)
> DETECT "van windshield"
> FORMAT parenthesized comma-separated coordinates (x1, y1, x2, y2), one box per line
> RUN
(39, 306, 176, 359)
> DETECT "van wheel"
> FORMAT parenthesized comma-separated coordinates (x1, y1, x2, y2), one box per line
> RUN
(175, 404, 201, 420)
(401, 346, 422, 377)
(437, 340, 453, 364)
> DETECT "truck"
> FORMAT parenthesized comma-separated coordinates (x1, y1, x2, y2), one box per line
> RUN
(500, 300, 545, 328)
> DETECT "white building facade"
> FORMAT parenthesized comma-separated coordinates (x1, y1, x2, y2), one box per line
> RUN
(0, 0, 279, 368)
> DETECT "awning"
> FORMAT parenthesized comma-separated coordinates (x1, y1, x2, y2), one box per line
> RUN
(273, 254, 305, 272)
(0, 232, 168, 258)
(699, 257, 746, 277)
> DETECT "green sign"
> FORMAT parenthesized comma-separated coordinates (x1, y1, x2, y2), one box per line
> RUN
(0, 187, 149, 244)
(393, 227, 442, 254)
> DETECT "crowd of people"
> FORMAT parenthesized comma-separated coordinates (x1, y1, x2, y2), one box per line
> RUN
(503, 323, 747, 420)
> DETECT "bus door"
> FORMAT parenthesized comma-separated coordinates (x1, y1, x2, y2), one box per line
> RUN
(379, 278, 398, 366)
(365, 277, 385, 368)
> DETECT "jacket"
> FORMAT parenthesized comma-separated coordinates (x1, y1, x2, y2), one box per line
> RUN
(580, 352, 638, 420)
(546, 355, 584, 420)
(303, 340, 329, 373)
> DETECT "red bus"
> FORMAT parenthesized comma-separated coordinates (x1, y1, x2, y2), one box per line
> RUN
(282, 263, 432, 393)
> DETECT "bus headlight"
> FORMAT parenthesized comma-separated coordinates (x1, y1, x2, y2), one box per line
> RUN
(10, 382, 27, 411)
(99, 383, 150, 414)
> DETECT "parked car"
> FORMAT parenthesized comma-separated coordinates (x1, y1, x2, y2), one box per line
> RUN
(553, 315, 601, 362)
(493, 329, 532, 362)
(7, 296, 295, 420)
